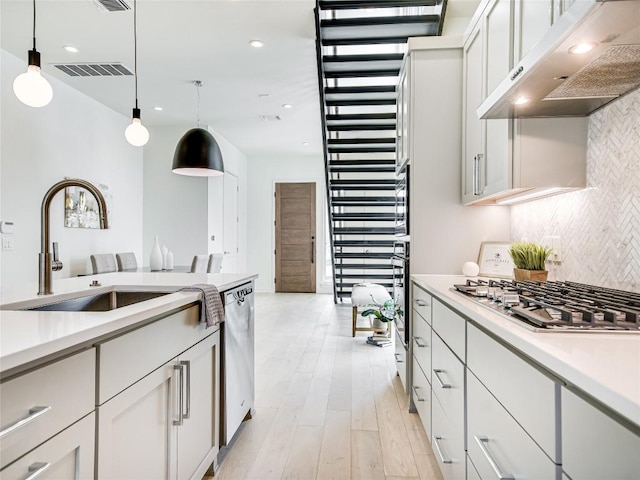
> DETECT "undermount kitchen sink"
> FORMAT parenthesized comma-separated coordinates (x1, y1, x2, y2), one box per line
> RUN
(23, 290, 170, 312)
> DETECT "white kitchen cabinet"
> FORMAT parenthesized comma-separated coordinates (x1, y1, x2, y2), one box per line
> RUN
(431, 392, 466, 480)
(97, 304, 220, 480)
(431, 333, 465, 439)
(396, 59, 410, 169)
(0, 413, 94, 480)
(467, 371, 557, 480)
(0, 348, 95, 469)
(562, 386, 640, 479)
(432, 299, 465, 362)
(394, 327, 407, 391)
(513, 0, 553, 62)
(411, 356, 431, 438)
(412, 283, 432, 325)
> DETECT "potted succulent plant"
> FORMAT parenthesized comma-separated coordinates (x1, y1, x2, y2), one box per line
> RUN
(508, 241, 553, 281)
(362, 296, 403, 333)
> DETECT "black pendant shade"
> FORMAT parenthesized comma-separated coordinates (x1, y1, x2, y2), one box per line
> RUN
(172, 128, 224, 177)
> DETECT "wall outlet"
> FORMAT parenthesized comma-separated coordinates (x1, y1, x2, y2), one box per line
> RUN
(542, 235, 562, 263)
(2, 237, 14, 251)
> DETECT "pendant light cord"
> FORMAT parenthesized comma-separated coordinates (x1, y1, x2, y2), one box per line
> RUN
(32, 0, 36, 50)
(133, 0, 139, 109)
(196, 82, 201, 128)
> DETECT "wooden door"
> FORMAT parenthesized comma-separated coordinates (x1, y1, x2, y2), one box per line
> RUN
(275, 182, 316, 292)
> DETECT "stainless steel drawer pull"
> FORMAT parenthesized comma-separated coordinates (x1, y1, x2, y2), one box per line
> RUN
(432, 435, 452, 464)
(433, 369, 451, 389)
(412, 386, 425, 402)
(0, 406, 52, 439)
(474, 435, 514, 480)
(181, 360, 191, 420)
(25, 462, 51, 480)
(414, 299, 429, 307)
(173, 363, 185, 426)
(413, 336, 427, 348)
(394, 353, 404, 363)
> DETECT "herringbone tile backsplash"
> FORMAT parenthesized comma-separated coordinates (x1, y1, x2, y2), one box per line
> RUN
(511, 88, 640, 292)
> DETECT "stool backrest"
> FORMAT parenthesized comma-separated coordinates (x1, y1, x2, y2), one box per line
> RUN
(116, 252, 138, 271)
(90, 253, 117, 274)
(207, 253, 223, 273)
(190, 255, 209, 273)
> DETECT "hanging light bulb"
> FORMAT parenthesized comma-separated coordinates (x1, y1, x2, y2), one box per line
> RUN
(13, 0, 53, 108)
(172, 81, 225, 176)
(125, 0, 149, 147)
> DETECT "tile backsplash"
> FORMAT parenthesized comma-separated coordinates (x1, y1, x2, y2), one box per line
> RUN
(511, 88, 639, 292)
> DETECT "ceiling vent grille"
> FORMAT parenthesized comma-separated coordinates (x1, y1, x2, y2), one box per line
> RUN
(53, 63, 133, 77)
(260, 115, 282, 121)
(91, 0, 130, 12)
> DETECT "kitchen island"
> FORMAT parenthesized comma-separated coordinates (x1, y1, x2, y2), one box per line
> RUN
(410, 274, 640, 480)
(0, 271, 257, 479)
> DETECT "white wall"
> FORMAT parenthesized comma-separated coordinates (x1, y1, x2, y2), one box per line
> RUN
(143, 125, 248, 271)
(247, 154, 326, 293)
(0, 50, 143, 295)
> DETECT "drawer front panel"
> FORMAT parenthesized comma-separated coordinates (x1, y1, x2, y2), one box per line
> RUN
(562, 387, 640, 479)
(467, 372, 556, 480)
(412, 310, 432, 378)
(431, 333, 465, 435)
(412, 284, 432, 325)
(0, 349, 95, 468)
(466, 454, 482, 480)
(432, 299, 465, 361)
(411, 356, 431, 438)
(99, 305, 209, 404)
(467, 323, 557, 460)
(394, 328, 407, 392)
(431, 392, 466, 480)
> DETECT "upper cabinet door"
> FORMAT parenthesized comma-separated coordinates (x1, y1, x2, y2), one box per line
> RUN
(514, 0, 553, 63)
(484, 0, 514, 98)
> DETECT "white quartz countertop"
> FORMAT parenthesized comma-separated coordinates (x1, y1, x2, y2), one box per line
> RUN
(0, 272, 258, 376)
(411, 274, 640, 428)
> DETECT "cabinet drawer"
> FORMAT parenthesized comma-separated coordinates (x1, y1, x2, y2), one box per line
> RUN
(432, 299, 465, 361)
(562, 387, 640, 479)
(0, 348, 95, 468)
(412, 284, 432, 325)
(411, 356, 431, 438)
(431, 392, 465, 480)
(466, 454, 482, 480)
(98, 304, 210, 404)
(0, 413, 94, 480)
(467, 371, 556, 480)
(431, 333, 465, 436)
(394, 328, 408, 392)
(467, 323, 557, 461)
(412, 310, 431, 377)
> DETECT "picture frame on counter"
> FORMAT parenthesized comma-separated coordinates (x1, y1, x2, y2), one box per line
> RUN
(477, 241, 514, 278)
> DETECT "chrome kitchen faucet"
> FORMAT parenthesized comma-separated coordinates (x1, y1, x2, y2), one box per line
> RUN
(39, 178, 109, 295)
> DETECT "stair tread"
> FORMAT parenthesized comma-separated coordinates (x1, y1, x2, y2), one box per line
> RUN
(322, 53, 404, 63)
(326, 113, 396, 121)
(329, 159, 395, 165)
(319, 0, 437, 11)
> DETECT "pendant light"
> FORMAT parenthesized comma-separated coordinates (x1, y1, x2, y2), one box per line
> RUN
(172, 81, 225, 177)
(13, 0, 53, 108)
(124, 0, 149, 147)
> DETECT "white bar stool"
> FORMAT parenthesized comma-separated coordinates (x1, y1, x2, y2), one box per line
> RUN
(350, 283, 392, 337)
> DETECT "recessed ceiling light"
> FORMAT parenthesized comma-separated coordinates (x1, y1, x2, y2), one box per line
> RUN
(568, 42, 596, 55)
(303, 142, 310, 146)
(249, 40, 264, 48)
(512, 96, 530, 105)
(153, 106, 163, 111)
(63, 45, 79, 53)
(282, 104, 292, 109)
(258, 93, 270, 99)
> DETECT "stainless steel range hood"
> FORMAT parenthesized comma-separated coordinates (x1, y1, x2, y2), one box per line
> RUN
(478, 0, 640, 119)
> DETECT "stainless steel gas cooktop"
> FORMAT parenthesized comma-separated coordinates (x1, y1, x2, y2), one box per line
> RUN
(453, 279, 640, 333)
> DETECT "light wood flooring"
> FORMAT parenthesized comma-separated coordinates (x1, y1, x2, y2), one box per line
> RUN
(210, 292, 443, 480)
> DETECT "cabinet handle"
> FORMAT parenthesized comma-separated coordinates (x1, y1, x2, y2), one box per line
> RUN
(173, 363, 184, 426)
(412, 386, 425, 402)
(413, 336, 427, 348)
(311, 236, 315, 264)
(0, 406, 51, 439)
(473, 154, 480, 195)
(432, 436, 452, 464)
(181, 360, 191, 420)
(394, 353, 404, 363)
(474, 436, 515, 480)
(414, 299, 429, 307)
(433, 369, 451, 389)
(25, 462, 51, 480)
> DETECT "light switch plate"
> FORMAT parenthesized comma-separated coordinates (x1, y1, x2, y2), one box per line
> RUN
(2, 237, 14, 251)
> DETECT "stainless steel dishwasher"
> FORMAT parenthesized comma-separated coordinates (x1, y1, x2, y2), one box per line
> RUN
(221, 282, 255, 446)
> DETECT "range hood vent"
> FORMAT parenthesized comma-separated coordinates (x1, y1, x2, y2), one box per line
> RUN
(90, 0, 131, 12)
(53, 63, 133, 77)
(478, 0, 640, 119)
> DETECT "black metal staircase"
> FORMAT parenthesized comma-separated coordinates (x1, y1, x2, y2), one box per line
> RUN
(315, 0, 447, 302)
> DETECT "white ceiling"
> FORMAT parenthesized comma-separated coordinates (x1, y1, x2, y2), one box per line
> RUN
(1, 0, 323, 158)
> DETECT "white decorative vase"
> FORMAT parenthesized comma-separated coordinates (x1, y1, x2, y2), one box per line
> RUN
(150, 236, 163, 271)
(166, 251, 174, 270)
(161, 245, 168, 270)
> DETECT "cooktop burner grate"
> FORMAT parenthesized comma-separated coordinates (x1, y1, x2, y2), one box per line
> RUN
(452, 279, 640, 332)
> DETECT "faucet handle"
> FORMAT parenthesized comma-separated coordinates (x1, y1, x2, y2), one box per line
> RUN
(51, 242, 63, 271)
